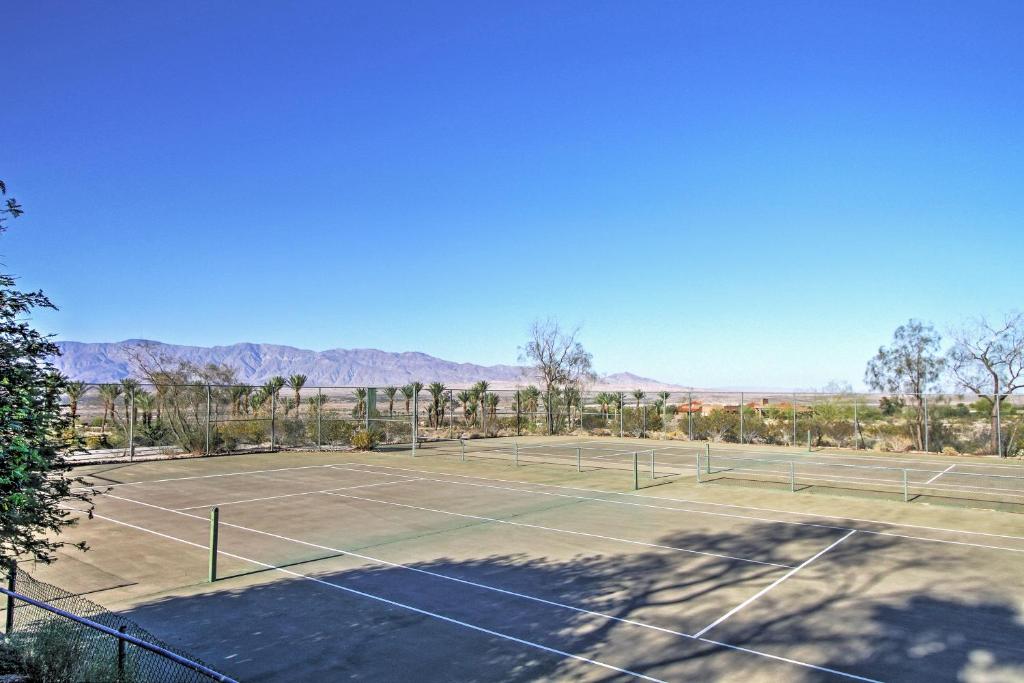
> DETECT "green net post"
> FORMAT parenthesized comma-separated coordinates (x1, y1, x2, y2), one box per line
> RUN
(790, 461, 796, 492)
(705, 443, 711, 474)
(695, 454, 702, 483)
(5, 565, 15, 636)
(619, 394, 624, 438)
(576, 447, 581, 472)
(807, 429, 811, 452)
(903, 469, 909, 502)
(633, 452, 638, 490)
(117, 624, 127, 677)
(208, 507, 219, 583)
(514, 441, 519, 467)
(460, 438, 466, 462)
(650, 450, 655, 479)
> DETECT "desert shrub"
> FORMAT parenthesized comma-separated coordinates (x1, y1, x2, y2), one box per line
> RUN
(942, 446, 959, 456)
(278, 417, 309, 446)
(4, 620, 125, 683)
(321, 418, 357, 445)
(217, 419, 268, 450)
(351, 429, 379, 450)
(84, 434, 110, 450)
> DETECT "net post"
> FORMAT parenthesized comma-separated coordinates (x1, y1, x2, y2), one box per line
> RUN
(903, 469, 909, 502)
(460, 438, 466, 462)
(705, 443, 711, 474)
(687, 390, 693, 440)
(996, 391, 1003, 457)
(515, 391, 521, 437)
(576, 447, 581, 472)
(792, 391, 797, 445)
(790, 461, 796, 492)
(514, 441, 519, 467)
(205, 385, 212, 456)
(633, 452, 638, 490)
(807, 429, 811, 452)
(208, 507, 219, 583)
(923, 394, 929, 452)
(739, 391, 744, 444)
(117, 624, 127, 677)
(695, 454, 702, 483)
(650, 449, 655, 479)
(316, 388, 322, 451)
(449, 389, 454, 440)
(5, 564, 15, 636)
(642, 405, 647, 438)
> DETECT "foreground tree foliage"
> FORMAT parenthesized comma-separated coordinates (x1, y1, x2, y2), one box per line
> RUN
(0, 180, 91, 570)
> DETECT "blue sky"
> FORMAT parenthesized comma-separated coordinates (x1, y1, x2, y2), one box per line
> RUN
(3, 1, 1022, 389)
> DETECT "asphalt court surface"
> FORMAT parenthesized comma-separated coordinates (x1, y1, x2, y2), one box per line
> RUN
(36, 448, 1024, 681)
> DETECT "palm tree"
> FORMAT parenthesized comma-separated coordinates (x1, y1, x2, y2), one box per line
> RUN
(401, 385, 415, 414)
(658, 390, 671, 418)
(135, 390, 155, 426)
(632, 389, 646, 410)
(563, 386, 581, 429)
(250, 387, 270, 415)
(283, 397, 296, 416)
(457, 390, 473, 422)
(65, 381, 87, 424)
(485, 392, 500, 420)
(352, 388, 367, 418)
(287, 374, 308, 416)
(120, 378, 140, 427)
(267, 376, 286, 402)
(383, 386, 398, 416)
(428, 382, 447, 427)
(98, 384, 123, 434)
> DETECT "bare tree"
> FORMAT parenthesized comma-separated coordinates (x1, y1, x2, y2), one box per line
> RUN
(864, 320, 944, 451)
(520, 320, 594, 434)
(948, 312, 1024, 456)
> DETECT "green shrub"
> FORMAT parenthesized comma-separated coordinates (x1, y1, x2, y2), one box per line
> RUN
(351, 429, 378, 450)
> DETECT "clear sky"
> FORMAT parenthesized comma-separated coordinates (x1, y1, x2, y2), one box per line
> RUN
(3, 1, 1022, 389)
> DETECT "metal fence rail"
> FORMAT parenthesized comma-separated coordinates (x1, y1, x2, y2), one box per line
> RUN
(62, 382, 1024, 462)
(2, 567, 237, 683)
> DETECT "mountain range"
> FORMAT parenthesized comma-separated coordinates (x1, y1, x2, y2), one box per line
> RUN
(52, 340, 686, 391)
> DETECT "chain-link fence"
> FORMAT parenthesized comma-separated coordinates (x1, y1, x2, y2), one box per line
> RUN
(1, 567, 234, 682)
(63, 383, 1024, 461)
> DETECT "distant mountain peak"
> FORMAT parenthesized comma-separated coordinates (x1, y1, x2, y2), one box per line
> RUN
(52, 340, 686, 390)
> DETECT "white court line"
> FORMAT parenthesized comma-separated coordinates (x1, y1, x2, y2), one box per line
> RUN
(926, 464, 957, 485)
(85, 499, 879, 682)
(693, 531, 857, 638)
(174, 479, 417, 511)
(341, 463, 1024, 553)
(79, 510, 664, 682)
(72, 462, 348, 491)
(317, 487, 792, 568)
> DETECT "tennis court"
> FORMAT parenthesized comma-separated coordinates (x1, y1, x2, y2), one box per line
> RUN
(33, 444, 1024, 681)
(414, 437, 1024, 512)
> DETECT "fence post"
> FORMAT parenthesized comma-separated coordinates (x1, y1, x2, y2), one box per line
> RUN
(205, 385, 211, 456)
(411, 392, 418, 457)
(633, 452, 638, 490)
(695, 454, 702, 483)
(576, 447, 581, 472)
(688, 390, 693, 440)
(996, 391, 1003, 457)
(790, 461, 796, 493)
(117, 624, 127, 677)
(515, 391, 521, 437)
(807, 429, 811, 452)
(461, 438, 466, 462)
(903, 469, 909, 502)
(316, 388, 322, 451)
(619, 393, 624, 438)
(5, 565, 15, 636)
(650, 450, 655, 479)
(854, 399, 860, 449)
(271, 392, 277, 452)
(642, 405, 647, 438)
(208, 507, 219, 582)
(923, 394, 929, 453)
(449, 389, 454, 440)
(127, 388, 136, 462)
(739, 391, 744, 444)
(792, 392, 797, 445)
(705, 443, 711, 474)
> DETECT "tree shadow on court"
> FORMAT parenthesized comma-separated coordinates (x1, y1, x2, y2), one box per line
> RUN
(116, 520, 1022, 682)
